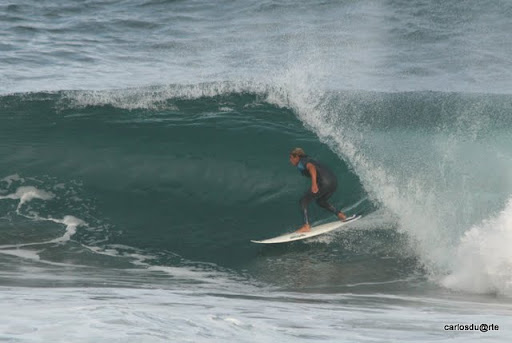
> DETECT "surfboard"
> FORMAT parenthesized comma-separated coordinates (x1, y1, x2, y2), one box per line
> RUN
(251, 214, 361, 244)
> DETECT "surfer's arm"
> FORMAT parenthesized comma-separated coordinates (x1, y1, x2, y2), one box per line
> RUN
(306, 163, 319, 193)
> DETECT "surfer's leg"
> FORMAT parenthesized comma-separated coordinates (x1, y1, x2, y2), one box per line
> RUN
(316, 185, 347, 221)
(299, 191, 315, 225)
(316, 191, 338, 214)
(296, 191, 315, 232)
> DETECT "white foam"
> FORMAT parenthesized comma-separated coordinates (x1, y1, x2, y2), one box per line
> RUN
(82, 244, 157, 265)
(46, 215, 85, 243)
(0, 249, 41, 261)
(0, 186, 54, 212)
(0, 186, 76, 258)
(60, 82, 268, 111)
(442, 198, 512, 295)
(0, 185, 85, 252)
(0, 215, 85, 251)
(0, 287, 510, 343)
(0, 174, 24, 189)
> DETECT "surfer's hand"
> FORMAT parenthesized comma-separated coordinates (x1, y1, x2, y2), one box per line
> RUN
(311, 184, 319, 194)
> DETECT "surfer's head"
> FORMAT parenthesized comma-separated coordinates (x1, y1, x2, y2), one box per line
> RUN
(289, 147, 306, 166)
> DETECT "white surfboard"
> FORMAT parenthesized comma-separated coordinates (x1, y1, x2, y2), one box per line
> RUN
(251, 214, 361, 244)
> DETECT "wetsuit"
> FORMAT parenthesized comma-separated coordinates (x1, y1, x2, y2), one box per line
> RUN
(297, 156, 339, 225)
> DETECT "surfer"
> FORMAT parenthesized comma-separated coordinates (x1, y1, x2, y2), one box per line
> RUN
(289, 148, 347, 233)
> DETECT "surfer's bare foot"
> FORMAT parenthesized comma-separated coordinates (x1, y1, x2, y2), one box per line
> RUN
(295, 224, 311, 233)
(337, 211, 347, 221)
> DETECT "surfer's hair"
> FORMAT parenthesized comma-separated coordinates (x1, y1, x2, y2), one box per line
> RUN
(290, 147, 306, 157)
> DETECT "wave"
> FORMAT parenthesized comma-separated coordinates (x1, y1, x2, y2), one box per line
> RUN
(1, 83, 512, 295)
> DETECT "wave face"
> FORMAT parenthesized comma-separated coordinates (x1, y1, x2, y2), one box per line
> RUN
(0, 89, 377, 288)
(1, 86, 512, 297)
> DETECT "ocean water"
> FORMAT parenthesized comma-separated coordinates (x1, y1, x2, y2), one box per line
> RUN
(1, 0, 512, 342)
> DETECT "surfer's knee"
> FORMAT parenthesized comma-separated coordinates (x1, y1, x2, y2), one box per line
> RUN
(317, 198, 338, 214)
(316, 198, 329, 209)
(300, 193, 314, 209)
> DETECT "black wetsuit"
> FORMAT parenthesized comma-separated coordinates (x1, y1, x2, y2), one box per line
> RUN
(297, 156, 339, 224)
